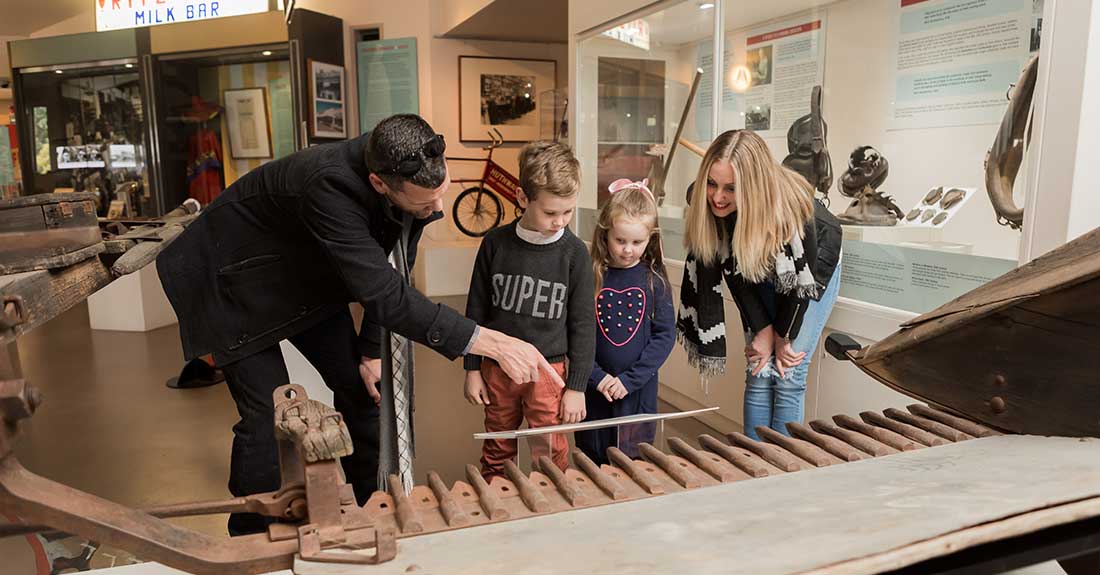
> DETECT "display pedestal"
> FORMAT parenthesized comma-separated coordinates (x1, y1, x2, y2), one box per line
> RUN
(842, 224, 942, 244)
(413, 237, 481, 297)
(87, 264, 178, 332)
(842, 224, 972, 255)
(897, 240, 972, 254)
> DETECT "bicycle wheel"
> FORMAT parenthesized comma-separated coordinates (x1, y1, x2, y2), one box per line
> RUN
(452, 187, 503, 237)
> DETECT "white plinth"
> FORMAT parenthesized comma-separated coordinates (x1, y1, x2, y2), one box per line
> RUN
(412, 238, 480, 297)
(87, 264, 178, 332)
(841, 224, 943, 244)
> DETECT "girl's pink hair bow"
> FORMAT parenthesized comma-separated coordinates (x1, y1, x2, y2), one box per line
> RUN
(607, 178, 656, 204)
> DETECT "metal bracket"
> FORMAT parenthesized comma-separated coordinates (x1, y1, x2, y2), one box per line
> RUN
(297, 523, 396, 566)
(0, 296, 26, 331)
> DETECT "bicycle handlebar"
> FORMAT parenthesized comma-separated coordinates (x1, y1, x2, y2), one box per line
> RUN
(482, 128, 505, 150)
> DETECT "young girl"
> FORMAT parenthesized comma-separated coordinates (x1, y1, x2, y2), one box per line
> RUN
(576, 179, 676, 465)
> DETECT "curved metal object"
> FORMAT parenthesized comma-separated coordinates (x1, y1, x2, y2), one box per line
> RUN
(985, 54, 1038, 230)
(0, 383, 392, 574)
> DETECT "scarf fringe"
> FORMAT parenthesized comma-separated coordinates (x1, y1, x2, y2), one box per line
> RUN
(677, 330, 726, 377)
(774, 271, 820, 300)
(775, 270, 799, 294)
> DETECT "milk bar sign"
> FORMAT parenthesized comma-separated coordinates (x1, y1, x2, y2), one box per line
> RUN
(95, 0, 269, 31)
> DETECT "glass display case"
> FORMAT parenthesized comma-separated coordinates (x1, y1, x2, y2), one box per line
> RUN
(576, 0, 1036, 312)
(154, 45, 294, 212)
(17, 62, 151, 217)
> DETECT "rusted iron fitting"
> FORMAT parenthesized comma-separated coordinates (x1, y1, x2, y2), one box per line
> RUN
(1, 379, 41, 422)
(0, 296, 26, 331)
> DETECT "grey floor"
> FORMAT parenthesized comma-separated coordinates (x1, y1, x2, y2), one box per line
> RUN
(0, 297, 1068, 574)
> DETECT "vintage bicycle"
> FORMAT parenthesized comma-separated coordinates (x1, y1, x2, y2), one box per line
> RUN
(447, 129, 522, 237)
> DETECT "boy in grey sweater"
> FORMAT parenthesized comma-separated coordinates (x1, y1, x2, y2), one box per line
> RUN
(463, 141, 595, 479)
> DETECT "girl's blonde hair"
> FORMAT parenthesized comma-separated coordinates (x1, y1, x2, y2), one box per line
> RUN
(591, 184, 669, 296)
(684, 130, 814, 282)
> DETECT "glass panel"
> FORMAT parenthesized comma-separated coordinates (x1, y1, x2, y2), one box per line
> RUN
(19, 65, 149, 216)
(577, 2, 715, 258)
(158, 50, 293, 212)
(616, 420, 658, 459)
(579, 0, 1033, 312)
(32, 106, 49, 175)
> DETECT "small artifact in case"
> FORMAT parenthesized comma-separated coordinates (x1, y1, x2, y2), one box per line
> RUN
(920, 209, 936, 223)
(932, 211, 949, 226)
(906, 208, 921, 221)
(837, 146, 903, 226)
(940, 188, 966, 210)
(923, 187, 944, 205)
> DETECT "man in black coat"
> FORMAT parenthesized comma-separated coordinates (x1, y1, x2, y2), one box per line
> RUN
(157, 114, 560, 535)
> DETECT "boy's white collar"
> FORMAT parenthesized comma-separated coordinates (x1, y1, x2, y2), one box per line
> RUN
(515, 222, 564, 245)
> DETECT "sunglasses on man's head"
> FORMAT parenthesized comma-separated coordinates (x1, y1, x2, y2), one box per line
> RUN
(387, 133, 446, 177)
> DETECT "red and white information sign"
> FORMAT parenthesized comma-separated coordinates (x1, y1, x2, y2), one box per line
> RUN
(715, 14, 826, 138)
(95, 0, 270, 32)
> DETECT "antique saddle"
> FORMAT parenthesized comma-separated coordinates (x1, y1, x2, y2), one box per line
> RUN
(782, 85, 833, 203)
(837, 146, 904, 226)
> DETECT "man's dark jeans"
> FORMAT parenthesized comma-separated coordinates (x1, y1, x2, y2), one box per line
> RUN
(220, 309, 379, 536)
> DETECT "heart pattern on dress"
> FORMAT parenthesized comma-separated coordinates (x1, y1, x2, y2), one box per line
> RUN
(596, 287, 646, 347)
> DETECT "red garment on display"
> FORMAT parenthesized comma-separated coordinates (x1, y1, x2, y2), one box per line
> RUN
(187, 129, 223, 205)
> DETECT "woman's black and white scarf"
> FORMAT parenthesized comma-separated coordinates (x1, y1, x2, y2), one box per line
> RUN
(676, 233, 818, 377)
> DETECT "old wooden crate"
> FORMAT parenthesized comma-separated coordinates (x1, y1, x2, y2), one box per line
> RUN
(0, 192, 103, 274)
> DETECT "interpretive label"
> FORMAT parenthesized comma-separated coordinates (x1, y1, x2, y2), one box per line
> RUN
(358, 38, 419, 133)
(839, 239, 1016, 313)
(707, 14, 827, 139)
(890, 0, 1032, 129)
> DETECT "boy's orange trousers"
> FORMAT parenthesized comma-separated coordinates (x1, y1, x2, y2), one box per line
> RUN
(479, 359, 569, 479)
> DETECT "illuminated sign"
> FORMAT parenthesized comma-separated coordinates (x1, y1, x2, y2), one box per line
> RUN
(602, 19, 650, 51)
(95, 0, 270, 32)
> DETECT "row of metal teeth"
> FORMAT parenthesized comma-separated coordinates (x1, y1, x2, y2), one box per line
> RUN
(355, 404, 1000, 537)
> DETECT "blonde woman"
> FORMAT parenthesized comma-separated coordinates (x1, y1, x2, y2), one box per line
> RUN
(677, 130, 842, 440)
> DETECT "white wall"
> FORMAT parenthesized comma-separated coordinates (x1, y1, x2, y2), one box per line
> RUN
(427, 37, 568, 242)
(1, 34, 23, 101)
(431, 0, 496, 36)
(1064, 1, 1100, 245)
(29, 12, 96, 37)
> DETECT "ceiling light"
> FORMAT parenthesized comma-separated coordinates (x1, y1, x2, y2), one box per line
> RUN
(699, 2, 715, 9)
(124, 63, 134, 68)
(54, 69, 63, 74)
(262, 50, 273, 56)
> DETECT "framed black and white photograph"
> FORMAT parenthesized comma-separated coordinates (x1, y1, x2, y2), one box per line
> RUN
(86, 145, 106, 168)
(459, 56, 556, 142)
(746, 45, 773, 87)
(56, 146, 86, 169)
(108, 144, 138, 168)
(224, 88, 272, 159)
(309, 60, 347, 139)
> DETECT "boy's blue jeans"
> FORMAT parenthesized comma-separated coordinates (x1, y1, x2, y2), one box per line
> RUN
(741, 268, 840, 441)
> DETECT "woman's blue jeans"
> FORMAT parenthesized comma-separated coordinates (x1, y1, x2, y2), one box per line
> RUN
(742, 269, 840, 441)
